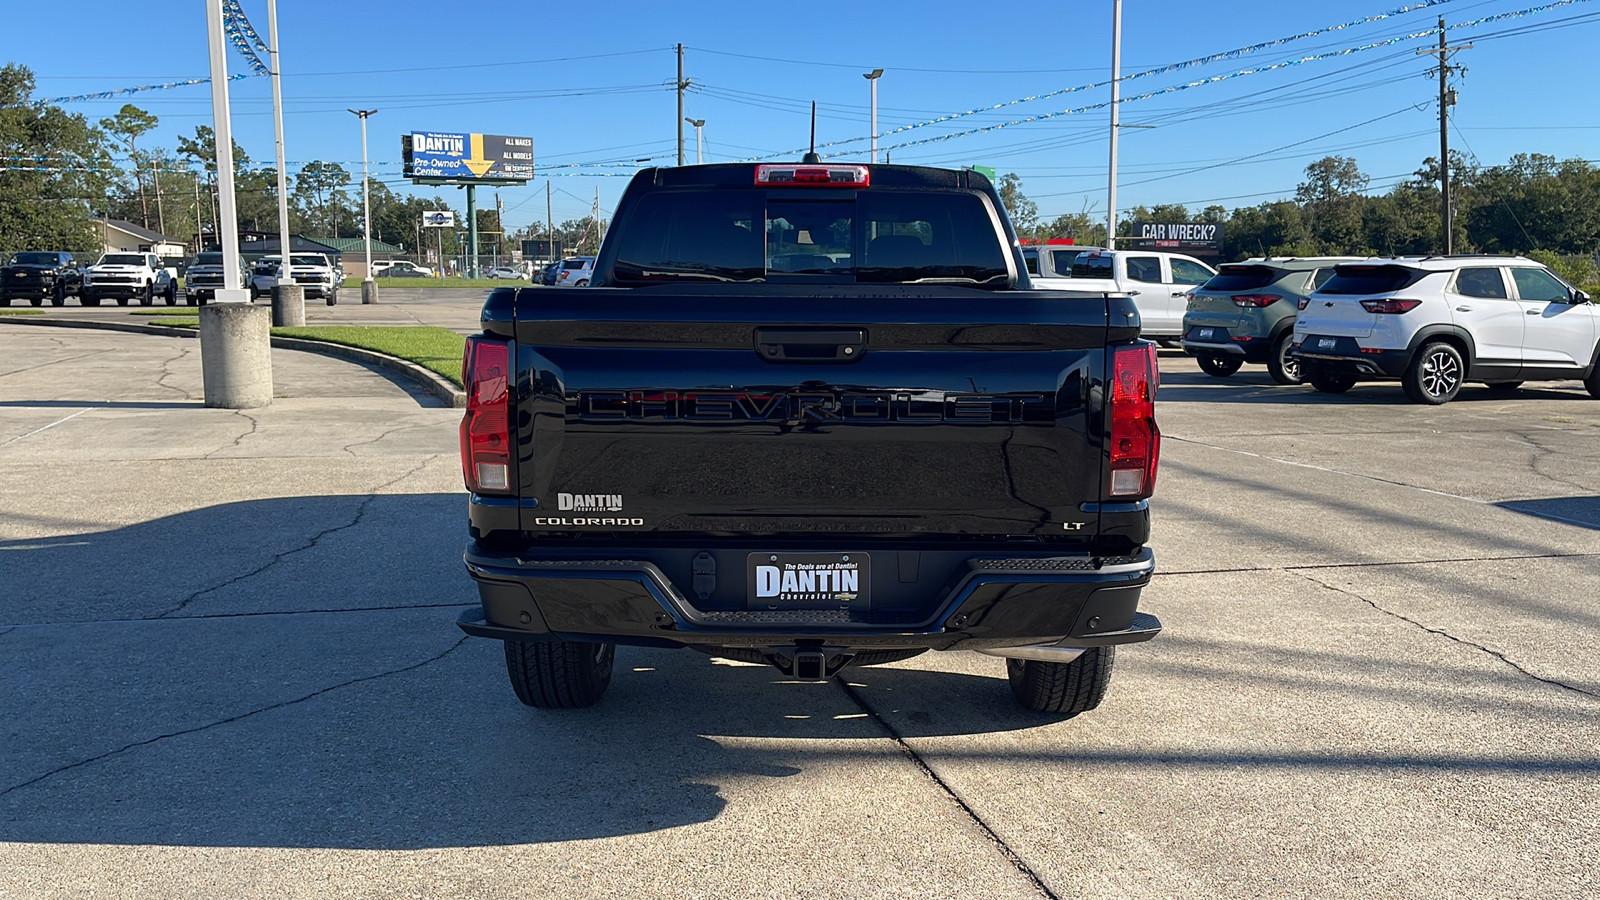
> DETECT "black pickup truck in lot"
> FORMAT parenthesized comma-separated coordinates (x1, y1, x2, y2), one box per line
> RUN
(456, 162, 1163, 716)
(0, 251, 82, 306)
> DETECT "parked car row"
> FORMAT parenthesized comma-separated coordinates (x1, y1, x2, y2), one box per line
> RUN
(1178, 255, 1600, 404)
(1031, 248, 1218, 337)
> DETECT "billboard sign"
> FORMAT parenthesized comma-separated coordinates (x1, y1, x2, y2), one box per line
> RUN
(421, 210, 455, 228)
(1124, 221, 1225, 257)
(521, 239, 564, 261)
(405, 132, 534, 183)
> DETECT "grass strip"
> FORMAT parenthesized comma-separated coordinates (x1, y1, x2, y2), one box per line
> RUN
(0, 309, 47, 316)
(271, 325, 465, 386)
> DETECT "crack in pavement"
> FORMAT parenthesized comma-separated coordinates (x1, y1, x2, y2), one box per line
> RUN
(836, 680, 1062, 900)
(5, 602, 475, 630)
(0, 349, 111, 379)
(1294, 571, 1600, 702)
(157, 456, 439, 617)
(203, 410, 260, 459)
(1158, 550, 1600, 577)
(154, 345, 195, 400)
(0, 636, 469, 800)
(1505, 431, 1597, 496)
(341, 422, 433, 457)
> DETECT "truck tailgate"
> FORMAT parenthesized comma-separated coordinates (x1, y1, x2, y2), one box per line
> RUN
(510, 285, 1114, 540)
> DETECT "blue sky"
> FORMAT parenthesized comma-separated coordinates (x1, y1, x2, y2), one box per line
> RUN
(5, 0, 1597, 234)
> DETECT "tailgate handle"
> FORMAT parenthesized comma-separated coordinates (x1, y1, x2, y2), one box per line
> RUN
(754, 328, 866, 362)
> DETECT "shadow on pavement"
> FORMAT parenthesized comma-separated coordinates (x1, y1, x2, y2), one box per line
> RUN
(1497, 495, 1600, 529)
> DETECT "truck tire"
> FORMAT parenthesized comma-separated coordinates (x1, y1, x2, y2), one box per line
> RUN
(139, 283, 154, 307)
(1197, 355, 1241, 378)
(165, 282, 178, 305)
(1402, 341, 1463, 405)
(1583, 363, 1600, 399)
(30, 296, 43, 307)
(504, 638, 614, 708)
(1267, 331, 1303, 385)
(80, 292, 100, 307)
(1007, 646, 1115, 716)
(327, 288, 339, 306)
(51, 283, 66, 307)
(0, 290, 9, 307)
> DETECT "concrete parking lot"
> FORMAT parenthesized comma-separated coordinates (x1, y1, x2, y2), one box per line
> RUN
(2, 315, 1596, 899)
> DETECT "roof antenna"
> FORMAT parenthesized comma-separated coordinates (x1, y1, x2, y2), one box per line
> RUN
(802, 102, 821, 163)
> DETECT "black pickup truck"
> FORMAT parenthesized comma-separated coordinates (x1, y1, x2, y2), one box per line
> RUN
(0, 251, 82, 306)
(457, 162, 1162, 716)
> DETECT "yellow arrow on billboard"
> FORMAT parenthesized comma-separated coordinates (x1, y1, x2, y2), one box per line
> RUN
(463, 134, 495, 178)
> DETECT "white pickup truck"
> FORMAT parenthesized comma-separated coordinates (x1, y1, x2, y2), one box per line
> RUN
(81, 252, 179, 307)
(1032, 249, 1217, 338)
(250, 254, 341, 303)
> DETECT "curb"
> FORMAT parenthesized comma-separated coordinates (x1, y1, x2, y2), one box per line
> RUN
(1, 315, 467, 408)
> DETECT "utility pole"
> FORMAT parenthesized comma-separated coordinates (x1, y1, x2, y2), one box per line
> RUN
(593, 186, 601, 254)
(1107, 0, 1123, 250)
(546, 180, 554, 263)
(864, 69, 883, 163)
(676, 44, 688, 166)
(348, 108, 378, 301)
(1418, 17, 1471, 254)
(152, 159, 165, 235)
(686, 118, 705, 164)
(267, 0, 291, 285)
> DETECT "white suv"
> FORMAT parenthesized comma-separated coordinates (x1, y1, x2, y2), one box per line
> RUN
(553, 257, 596, 288)
(1292, 257, 1599, 404)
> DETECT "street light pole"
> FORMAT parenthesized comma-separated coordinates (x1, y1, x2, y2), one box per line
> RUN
(267, 0, 290, 285)
(1107, 0, 1122, 250)
(205, 0, 244, 299)
(863, 69, 883, 163)
(348, 108, 378, 302)
(685, 118, 705, 164)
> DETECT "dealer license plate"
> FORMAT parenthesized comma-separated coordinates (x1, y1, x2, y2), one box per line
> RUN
(1318, 338, 1337, 349)
(1197, 328, 1215, 339)
(747, 553, 870, 610)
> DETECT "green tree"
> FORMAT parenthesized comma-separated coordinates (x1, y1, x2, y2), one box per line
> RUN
(0, 64, 108, 254)
(98, 104, 158, 229)
(292, 161, 350, 235)
(998, 173, 1040, 237)
(1296, 156, 1369, 253)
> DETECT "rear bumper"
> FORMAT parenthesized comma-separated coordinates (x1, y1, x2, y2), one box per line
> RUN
(1292, 335, 1409, 378)
(461, 543, 1160, 652)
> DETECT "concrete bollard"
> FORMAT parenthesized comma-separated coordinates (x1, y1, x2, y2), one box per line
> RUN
(199, 303, 273, 409)
(361, 279, 379, 304)
(271, 284, 305, 327)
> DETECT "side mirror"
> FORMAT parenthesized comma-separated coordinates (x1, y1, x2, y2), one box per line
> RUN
(1575, 290, 1591, 305)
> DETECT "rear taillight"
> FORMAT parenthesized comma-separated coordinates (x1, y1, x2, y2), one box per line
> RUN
(1109, 341, 1160, 499)
(1231, 294, 1278, 308)
(1360, 298, 1421, 314)
(459, 337, 512, 494)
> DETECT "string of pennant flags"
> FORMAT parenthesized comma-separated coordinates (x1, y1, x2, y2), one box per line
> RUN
(2, 2, 269, 108)
(745, 0, 1595, 162)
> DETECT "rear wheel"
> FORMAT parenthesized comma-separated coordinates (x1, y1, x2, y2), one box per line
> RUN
(1307, 367, 1357, 394)
(1584, 364, 1600, 399)
(504, 638, 614, 708)
(1197, 355, 1242, 378)
(1007, 647, 1116, 716)
(1402, 342, 1464, 405)
(1267, 331, 1304, 385)
(164, 282, 178, 305)
(574, 279, 589, 288)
